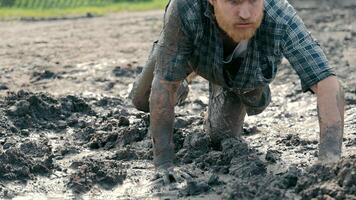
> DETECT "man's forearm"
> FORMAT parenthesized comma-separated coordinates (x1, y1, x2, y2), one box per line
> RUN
(149, 76, 180, 168)
(315, 76, 345, 162)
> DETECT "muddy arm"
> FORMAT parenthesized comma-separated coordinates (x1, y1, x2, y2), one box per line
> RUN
(149, 76, 181, 168)
(311, 76, 345, 162)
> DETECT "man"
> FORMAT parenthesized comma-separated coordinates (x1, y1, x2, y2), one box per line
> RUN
(130, 0, 344, 175)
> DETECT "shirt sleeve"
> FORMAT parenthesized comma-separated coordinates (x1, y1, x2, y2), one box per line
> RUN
(281, 14, 335, 92)
(154, 0, 194, 82)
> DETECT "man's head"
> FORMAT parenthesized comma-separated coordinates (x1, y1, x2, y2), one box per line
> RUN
(209, 0, 264, 43)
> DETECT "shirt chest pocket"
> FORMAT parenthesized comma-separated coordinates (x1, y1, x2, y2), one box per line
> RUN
(258, 56, 278, 83)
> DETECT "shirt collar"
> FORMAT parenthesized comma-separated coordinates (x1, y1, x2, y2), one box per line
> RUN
(204, 0, 215, 21)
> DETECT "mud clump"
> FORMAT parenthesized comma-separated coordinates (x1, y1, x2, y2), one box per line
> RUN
(176, 130, 210, 165)
(68, 158, 127, 193)
(242, 124, 260, 136)
(0, 184, 15, 199)
(31, 70, 61, 82)
(94, 96, 125, 108)
(179, 136, 268, 177)
(224, 158, 356, 200)
(277, 134, 317, 147)
(56, 143, 80, 157)
(223, 138, 267, 178)
(265, 149, 282, 163)
(66, 103, 149, 150)
(19, 139, 52, 158)
(223, 166, 302, 199)
(182, 180, 210, 196)
(0, 142, 54, 181)
(0, 110, 16, 137)
(87, 126, 146, 149)
(223, 179, 286, 200)
(296, 158, 356, 199)
(111, 147, 138, 161)
(5, 90, 93, 131)
(345, 138, 356, 147)
(345, 92, 356, 105)
(0, 148, 34, 181)
(112, 65, 143, 77)
(0, 83, 8, 90)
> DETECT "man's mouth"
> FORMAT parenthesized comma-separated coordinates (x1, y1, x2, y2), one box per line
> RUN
(234, 23, 254, 28)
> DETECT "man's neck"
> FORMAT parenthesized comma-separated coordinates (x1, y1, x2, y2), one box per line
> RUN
(222, 33, 238, 59)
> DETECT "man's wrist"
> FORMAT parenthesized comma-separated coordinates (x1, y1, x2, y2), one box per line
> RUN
(318, 122, 343, 162)
(154, 147, 175, 168)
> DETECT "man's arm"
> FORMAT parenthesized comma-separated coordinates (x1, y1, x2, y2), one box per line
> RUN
(279, 4, 344, 162)
(311, 76, 345, 162)
(149, 76, 181, 168)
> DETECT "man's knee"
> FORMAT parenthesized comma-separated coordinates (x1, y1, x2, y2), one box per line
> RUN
(206, 86, 247, 148)
(131, 95, 150, 112)
(205, 117, 244, 149)
(129, 82, 151, 112)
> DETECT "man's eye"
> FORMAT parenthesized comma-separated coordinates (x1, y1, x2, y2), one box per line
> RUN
(228, 0, 240, 5)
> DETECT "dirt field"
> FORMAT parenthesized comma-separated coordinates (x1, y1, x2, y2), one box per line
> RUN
(0, 0, 355, 199)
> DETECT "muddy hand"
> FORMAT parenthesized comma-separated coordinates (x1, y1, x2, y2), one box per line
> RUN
(318, 124, 343, 163)
(151, 166, 193, 186)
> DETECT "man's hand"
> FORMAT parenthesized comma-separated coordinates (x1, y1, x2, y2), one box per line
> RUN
(311, 76, 345, 163)
(151, 165, 193, 185)
(147, 165, 193, 197)
(149, 76, 181, 168)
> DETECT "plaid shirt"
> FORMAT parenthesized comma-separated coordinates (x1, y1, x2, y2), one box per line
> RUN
(154, 0, 334, 92)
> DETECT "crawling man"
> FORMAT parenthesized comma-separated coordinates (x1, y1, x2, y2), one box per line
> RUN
(129, 0, 345, 181)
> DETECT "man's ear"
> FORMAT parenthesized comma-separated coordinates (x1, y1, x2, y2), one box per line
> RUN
(208, 0, 215, 5)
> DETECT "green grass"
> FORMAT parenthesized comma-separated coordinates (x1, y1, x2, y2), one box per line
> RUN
(0, 0, 168, 19)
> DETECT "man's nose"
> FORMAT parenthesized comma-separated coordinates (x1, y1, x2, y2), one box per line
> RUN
(238, 4, 251, 20)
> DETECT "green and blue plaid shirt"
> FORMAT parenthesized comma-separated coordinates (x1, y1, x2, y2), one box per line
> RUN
(154, 0, 334, 92)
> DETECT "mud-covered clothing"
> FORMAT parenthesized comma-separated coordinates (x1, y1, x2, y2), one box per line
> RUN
(133, 0, 335, 166)
(154, 0, 334, 94)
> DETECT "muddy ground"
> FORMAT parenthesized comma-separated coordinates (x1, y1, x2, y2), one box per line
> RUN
(0, 0, 355, 199)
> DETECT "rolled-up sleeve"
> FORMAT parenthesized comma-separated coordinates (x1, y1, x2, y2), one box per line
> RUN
(154, 0, 194, 82)
(282, 14, 335, 92)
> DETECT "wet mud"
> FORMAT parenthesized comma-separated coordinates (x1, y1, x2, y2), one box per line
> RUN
(0, 0, 355, 199)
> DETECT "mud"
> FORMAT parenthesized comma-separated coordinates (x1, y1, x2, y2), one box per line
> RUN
(0, 0, 355, 199)
(68, 158, 127, 193)
(296, 158, 356, 199)
(0, 145, 54, 181)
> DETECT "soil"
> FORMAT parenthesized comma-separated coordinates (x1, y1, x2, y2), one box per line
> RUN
(0, 0, 355, 199)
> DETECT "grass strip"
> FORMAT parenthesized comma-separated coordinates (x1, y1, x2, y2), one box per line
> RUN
(0, 0, 168, 19)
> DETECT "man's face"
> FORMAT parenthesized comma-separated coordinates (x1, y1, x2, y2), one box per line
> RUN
(209, 0, 264, 43)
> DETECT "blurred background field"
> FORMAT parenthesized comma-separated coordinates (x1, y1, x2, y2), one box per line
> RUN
(0, 0, 167, 19)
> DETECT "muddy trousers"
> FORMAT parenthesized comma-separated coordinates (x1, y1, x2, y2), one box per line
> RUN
(131, 68, 266, 158)
(206, 84, 269, 147)
(206, 83, 247, 148)
(129, 43, 157, 113)
(129, 42, 190, 112)
(130, 51, 267, 164)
